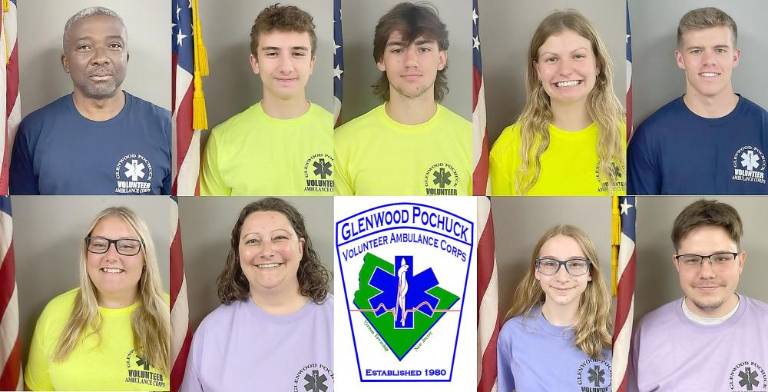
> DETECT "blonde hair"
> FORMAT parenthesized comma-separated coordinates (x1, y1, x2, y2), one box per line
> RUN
(514, 10, 625, 195)
(53, 207, 170, 375)
(505, 224, 611, 359)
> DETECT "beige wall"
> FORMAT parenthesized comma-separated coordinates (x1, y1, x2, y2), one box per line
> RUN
(491, 197, 613, 318)
(340, 0, 473, 123)
(179, 197, 334, 330)
(198, 0, 334, 127)
(12, 195, 172, 364)
(17, 0, 171, 115)
(634, 196, 768, 321)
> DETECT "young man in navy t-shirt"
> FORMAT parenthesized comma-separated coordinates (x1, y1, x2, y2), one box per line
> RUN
(628, 7, 768, 195)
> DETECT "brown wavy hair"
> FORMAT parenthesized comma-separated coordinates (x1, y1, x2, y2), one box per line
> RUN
(372, 1, 449, 102)
(504, 224, 612, 359)
(250, 4, 317, 57)
(217, 198, 330, 304)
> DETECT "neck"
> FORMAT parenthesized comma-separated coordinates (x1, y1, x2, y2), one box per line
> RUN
(683, 88, 738, 118)
(685, 293, 739, 318)
(72, 90, 126, 121)
(250, 284, 308, 315)
(385, 90, 437, 125)
(541, 299, 579, 327)
(261, 93, 310, 120)
(550, 99, 592, 131)
(97, 288, 138, 309)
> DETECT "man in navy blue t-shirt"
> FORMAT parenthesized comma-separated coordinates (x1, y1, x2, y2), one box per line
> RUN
(628, 7, 768, 195)
(10, 6, 171, 195)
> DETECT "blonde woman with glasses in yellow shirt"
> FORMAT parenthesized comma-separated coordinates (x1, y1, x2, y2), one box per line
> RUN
(490, 10, 625, 195)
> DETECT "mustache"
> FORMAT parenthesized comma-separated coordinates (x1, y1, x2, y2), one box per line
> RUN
(88, 67, 114, 76)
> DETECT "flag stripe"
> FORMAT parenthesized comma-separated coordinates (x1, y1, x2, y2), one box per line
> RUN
(477, 197, 499, 392)
(612, 196, 636, 392)
(471, 0, 489, 195)
(0, 196, 21, 390)
(170, 197, 192, 391)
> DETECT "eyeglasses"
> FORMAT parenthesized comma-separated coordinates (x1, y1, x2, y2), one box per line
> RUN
(85, 236, 143, 256)
(535, 257, 591, 276)
(675, 252, 738, 269)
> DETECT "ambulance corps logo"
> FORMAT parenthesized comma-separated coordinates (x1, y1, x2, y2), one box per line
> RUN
(729, 361, 767, 392)
(304, 153, 335, 193)
(732, 146, 767, 185)
(594, 161, 625, 193)
(114, 154, 153, 194)
(124, 349, 166, 388)
(423, 162, 459, 195)
(576, 358, 611, 391)
(293, 362, 333, 392)
(335, 199, 474, 383)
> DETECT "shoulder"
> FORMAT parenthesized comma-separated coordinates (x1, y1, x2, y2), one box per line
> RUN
(436, 105, 471, 129)
(742, 295, 768, 318)
(310, 294, 334, 316)
(492, 123, 522, 151)
(308, 103, 333, 123)
(124, 92, 171, 120)
(19, 95, 73, 131)
(636, 299, 681, 333)
(209, 103, 263, 139)
(635, 97, 687, 135)
(735, 96, 768, 118)
(37, 288, 80, 323)
(335, 105, 384, 137)
(498, 312, 531, 340)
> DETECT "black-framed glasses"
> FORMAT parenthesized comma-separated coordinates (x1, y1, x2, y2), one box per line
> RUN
(674, 252, 738, 268)
(535, 257, 591, 276)
(85, 236, 143, 256)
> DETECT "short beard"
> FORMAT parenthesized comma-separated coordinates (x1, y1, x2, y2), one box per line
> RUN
(391, 81, 434, 100)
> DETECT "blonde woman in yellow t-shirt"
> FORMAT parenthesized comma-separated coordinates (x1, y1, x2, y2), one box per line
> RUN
(25, 207, 170, 391)
(490, 10, 625, 195)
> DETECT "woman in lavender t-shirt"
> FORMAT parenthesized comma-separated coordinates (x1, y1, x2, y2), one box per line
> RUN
(181, 198, 333, 391)
(497, 225, 612, 391)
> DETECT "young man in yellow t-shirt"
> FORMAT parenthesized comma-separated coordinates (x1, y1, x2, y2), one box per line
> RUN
(201, 4, 334, 195)
(334, 2, 472, 196)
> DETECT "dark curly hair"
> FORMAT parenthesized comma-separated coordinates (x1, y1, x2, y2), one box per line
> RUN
(250, 4, 317, 57)
(372, 2, 449, 102)
(217, 198, 330, 304)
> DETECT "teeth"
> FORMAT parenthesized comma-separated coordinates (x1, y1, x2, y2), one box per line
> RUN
(101, 267, 124, 274)
(700, 72, 719, 77)
(555, 80, 581, 87)
(256, 263, 282, 269)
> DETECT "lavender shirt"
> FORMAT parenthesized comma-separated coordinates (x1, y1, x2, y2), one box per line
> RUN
(631, 296, 768, 392)
(181, 296, 333, 392)
(497, 306, 612, 392)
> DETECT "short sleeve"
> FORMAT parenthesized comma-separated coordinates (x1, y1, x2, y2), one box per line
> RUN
(200, 129, 231, 196)
(25, 306, 54, 391)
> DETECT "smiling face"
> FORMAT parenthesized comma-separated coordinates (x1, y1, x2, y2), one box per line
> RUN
(238, 210, 305, 296)
(250, 30, 314, 102)
(674, 225, 745, 317)
(376, 30, 446, 101)
(535, 234, 592, 307)
(676, 26, 739, 100)
(534, 29, 598, 106)
(85, 215, 143, 303)
(62, 14, 128, 100)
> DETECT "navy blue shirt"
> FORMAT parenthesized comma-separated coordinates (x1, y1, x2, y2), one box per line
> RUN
(10, 92, 171, 195)
(628, 95, 768, 194)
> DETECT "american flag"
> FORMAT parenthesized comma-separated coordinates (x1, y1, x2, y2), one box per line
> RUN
(625, 0, 633, 140)
(0, 196, 21, 390)
(477, 197, 499, 392)
(333, 0, 343, 126)
(471, 0, 489, 195)
(612, 196, 637, 392)
(169, 196, 191, 391)
(1, 0, 20, 196)
(172, 0, 208, 196)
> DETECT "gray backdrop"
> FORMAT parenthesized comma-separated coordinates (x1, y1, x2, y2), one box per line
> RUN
(12, 195, 172, 365)
(179, 197, 334, 330)
(634, 196, 768, 322)
(339, 0, 473, 123)
(491, 197, 612, 318)
(480, 0, 626, 144)
(17, 0, 170, 115)
(199, 0, 334, 128)
(630, 0, 768, 128)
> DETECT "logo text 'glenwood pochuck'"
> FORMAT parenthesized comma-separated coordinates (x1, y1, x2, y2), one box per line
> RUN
(304, 153, 335, 192)
(423, 162, 459, 195)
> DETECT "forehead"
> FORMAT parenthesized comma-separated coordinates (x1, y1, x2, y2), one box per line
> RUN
(680, 26, 734, 47)
(538, 29, 591, 55)
(539, 234, 585, 257)
(67, 14, 126, 41)
(242, 210, 294, 233)
(385, 29, 436, 45)
(91, 215, 137, 237)
(257, 30, 311, 48)
(677, 225, 737, 251)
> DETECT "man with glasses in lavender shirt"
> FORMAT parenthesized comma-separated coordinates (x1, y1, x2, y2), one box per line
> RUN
(631, 200, 768, 391)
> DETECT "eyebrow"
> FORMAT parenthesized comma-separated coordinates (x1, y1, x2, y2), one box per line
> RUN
(539, 47, 588, 56)
(261, 46, 309, 51)
(386, 38, 436, 47)
(686, 44, 731, 50)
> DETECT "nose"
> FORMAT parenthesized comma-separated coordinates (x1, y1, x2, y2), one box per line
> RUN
(277, 52, 295, 74)
(259, 240, 275, 259)
(404, 45, 419, 67)
(104, 242, 120, 260)
(557, 59, 574, 76)
(90, 46, 111, 65)
(701, 49, 716, 65)
(554, 265, 571, 282)
(698, 257, 717, 278)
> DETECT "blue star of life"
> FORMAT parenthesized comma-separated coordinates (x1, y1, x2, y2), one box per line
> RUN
(369, 255, 440, 329)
